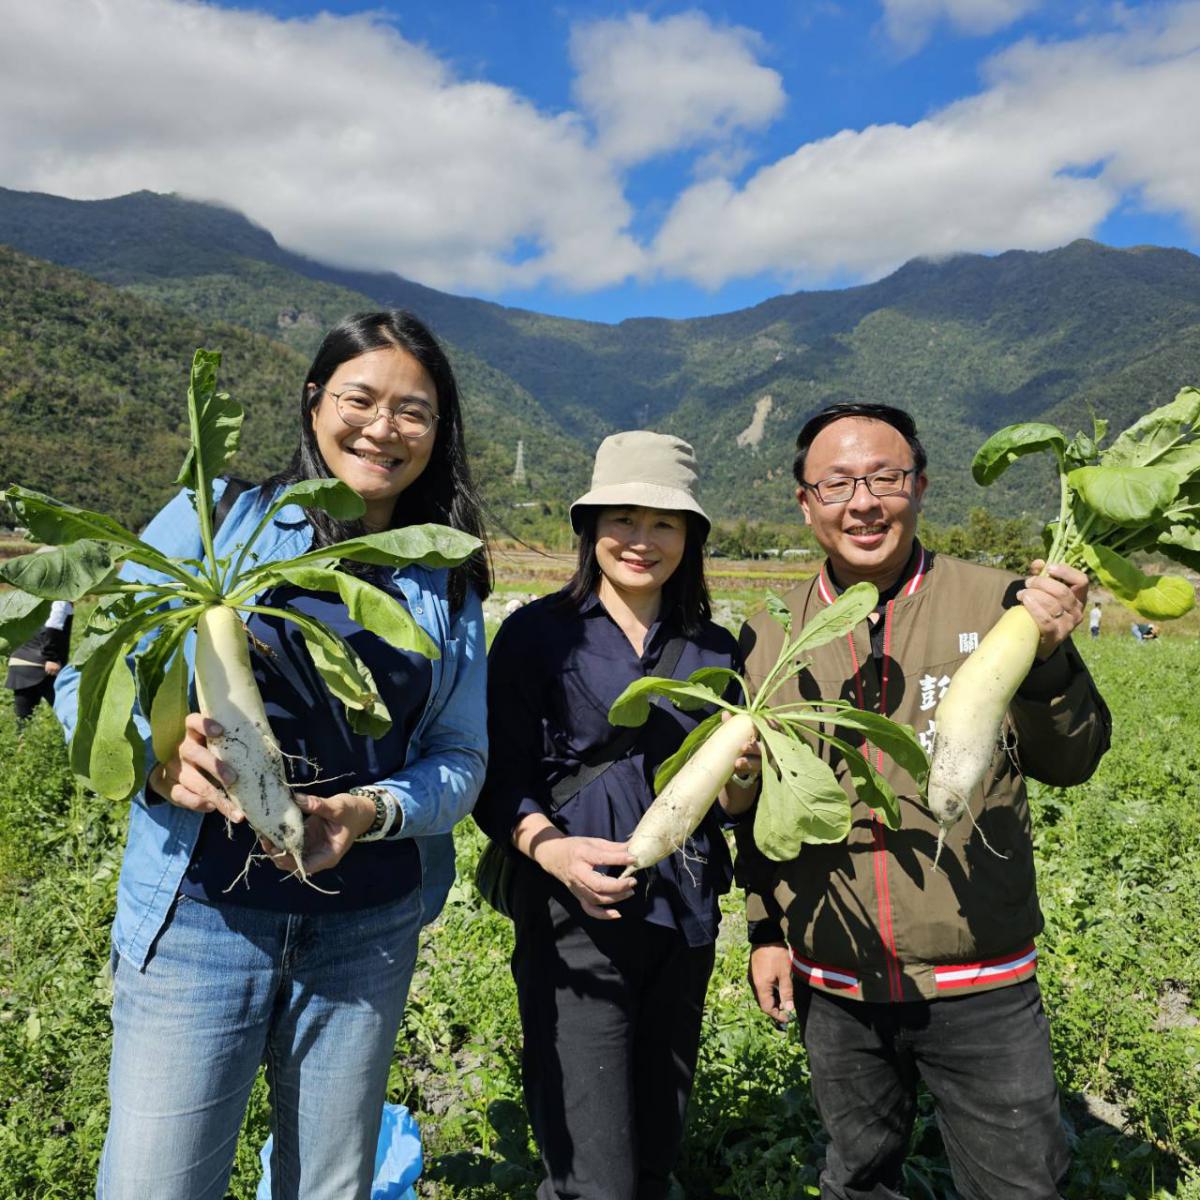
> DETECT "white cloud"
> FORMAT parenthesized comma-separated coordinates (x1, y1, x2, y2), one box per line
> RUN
(570, 12, 785, 166)
(880, 0, 1043, 53)
(0, 0, 644, 292)
(653, 3, 1200, 288)
(4, 0, 1197, 302)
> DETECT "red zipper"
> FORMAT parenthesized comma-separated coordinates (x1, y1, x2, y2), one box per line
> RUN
(847, 599, 904, 1002)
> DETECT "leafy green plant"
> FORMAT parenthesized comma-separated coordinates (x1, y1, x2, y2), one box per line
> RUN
(972, 387, 1200, 619)
(926, 387, 1200, 844)
(609, 584, 928, 863)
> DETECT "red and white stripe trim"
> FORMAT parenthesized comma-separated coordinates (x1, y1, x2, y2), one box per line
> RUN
(790, 950, 861, 994)
(933, 944, 1038, 991)
(815, 547, 928, 606)
(816, 568, 837, 605)
(902, 548, 927, 596)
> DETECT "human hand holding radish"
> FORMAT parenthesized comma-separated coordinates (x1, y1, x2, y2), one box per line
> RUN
(537, 835, 638, 920)
(150, 713, 245, 825)
(720, 712, 762, 816)
(1018, 560, 1088, 660)
(748, 942, 794, 1026)
(259, 791, 378, 877)
(154, 722, 379, 876)
(513, 813, 636, 919)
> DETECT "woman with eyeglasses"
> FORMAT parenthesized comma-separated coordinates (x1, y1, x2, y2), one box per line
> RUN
(55, 311, 489, 1200)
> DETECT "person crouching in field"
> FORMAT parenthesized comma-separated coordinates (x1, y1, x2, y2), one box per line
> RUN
(738, 402, 1111, 1199)
(474, 432, 758, 1200)
(55, 311, 490, 1200)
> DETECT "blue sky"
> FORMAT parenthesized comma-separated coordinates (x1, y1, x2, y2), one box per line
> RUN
(3, 1, 1198, 322)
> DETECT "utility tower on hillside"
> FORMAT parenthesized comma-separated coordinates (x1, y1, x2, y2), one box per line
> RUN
(512, 439, 527, 487)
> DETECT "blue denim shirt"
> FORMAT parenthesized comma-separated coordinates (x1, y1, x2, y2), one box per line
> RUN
(54, 482, 488, 969)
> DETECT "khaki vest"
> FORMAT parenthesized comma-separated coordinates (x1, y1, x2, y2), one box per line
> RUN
(736, 550, 1110, 1003)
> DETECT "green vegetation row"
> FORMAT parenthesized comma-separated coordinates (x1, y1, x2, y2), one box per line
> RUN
(1, 635, 1197, 1198)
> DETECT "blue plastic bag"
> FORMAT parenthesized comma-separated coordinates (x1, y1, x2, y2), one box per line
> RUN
(256, 1102, 422, 1200)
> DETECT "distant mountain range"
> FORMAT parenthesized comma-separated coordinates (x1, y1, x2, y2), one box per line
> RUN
(3, 185, 1200, 534)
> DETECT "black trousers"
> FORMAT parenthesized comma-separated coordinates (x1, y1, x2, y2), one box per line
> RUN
(11, 678, 55, 723)
(510, 886, 715, 1200)
(796, 977, 1069, 1200)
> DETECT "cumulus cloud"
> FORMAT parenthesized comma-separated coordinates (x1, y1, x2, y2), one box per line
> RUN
(880, 0, 1043, 53)
(0, 0, 644, 292)
(4, 0, 1198, 301)
(570, 12, 785, 166)
(653, 3, 1200, 288)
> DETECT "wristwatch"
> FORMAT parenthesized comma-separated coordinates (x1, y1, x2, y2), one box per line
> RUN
(351, 786, 399, 841)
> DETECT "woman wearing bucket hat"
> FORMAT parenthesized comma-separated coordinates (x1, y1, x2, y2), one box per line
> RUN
(475, 431, 759, 1200)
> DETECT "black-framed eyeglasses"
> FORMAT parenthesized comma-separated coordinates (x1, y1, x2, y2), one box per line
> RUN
(801, 468, 916, 505)
(316, 386, 438, 439)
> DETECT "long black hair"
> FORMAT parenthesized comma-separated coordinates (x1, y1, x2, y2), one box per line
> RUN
(564, 508, 711, 637)
(266, 310, 491, 607)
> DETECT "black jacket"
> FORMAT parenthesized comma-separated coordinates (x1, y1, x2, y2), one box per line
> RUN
(5, 604, 73, 689)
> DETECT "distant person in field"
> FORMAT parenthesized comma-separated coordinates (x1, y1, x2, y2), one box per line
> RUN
(475, 432, 758, 1200)
(1090, 601, 1102, 638)
(735, 402, 1111, 1199)
(5, 599, 72, 723)
(54, 311, 489, 1200)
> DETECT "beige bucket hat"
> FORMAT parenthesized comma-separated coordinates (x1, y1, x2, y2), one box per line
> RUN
(570, 430, 710, 537)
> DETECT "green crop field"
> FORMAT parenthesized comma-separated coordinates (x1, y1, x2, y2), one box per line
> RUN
(1, 603, 1197, 1198)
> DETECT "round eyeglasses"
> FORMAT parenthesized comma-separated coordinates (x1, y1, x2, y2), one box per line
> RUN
(317, 386, 438, 439)
(801, 468, 916, 505)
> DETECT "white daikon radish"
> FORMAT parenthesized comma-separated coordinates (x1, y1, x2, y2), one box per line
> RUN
(622, 713, 756, 875)
(925, 605, 1040, 862)
(607, 584, 927, 877)
(194, 605, 306, 866)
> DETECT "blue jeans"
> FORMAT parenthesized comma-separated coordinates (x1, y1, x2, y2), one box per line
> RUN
(99, 891, 423, 1200)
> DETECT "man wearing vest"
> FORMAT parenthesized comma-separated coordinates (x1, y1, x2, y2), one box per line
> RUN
(737, 403, 1111, 1199)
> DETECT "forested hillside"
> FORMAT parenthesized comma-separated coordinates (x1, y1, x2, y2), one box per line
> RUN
(0, 244, 589, 534)
(0, 245, 303, 530)
(3, 186, 1200, 529)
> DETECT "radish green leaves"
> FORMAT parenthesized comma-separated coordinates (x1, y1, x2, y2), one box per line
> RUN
(972, 386, 1200, 620)
(608, 583, 928, 861)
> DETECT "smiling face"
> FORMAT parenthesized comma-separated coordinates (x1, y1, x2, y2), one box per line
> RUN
(798, 417, 927, 589)
(309, 345, 439, 529)
(594, 505, 688, 605)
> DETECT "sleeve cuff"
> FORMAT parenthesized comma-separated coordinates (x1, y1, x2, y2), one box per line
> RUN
(381, 788, 407, 841)
(720, 798, 757, 830)
(1016, 644, 1073, 700)
(474, 792, 547, 844)
(748, 917, 786, 945)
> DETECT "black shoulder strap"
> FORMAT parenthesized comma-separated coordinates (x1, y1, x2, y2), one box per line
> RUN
(548, 633, 689, 811)
(212, 477, 254, 535)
